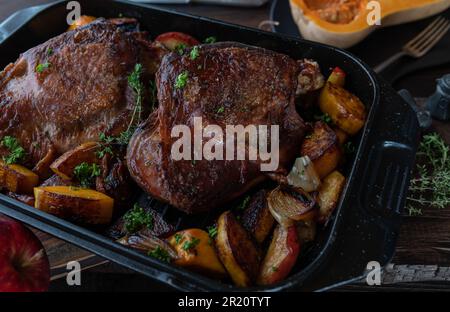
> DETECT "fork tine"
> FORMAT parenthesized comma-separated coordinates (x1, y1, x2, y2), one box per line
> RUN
(404, 17, 443, 49)
(411, 18, 448, 51)
(416, 22, 450, 56)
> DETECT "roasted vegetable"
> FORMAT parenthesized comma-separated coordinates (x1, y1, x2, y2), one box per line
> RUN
(319, 82, 366, 135)
(333, 126, 349, 146)
(32, 148, 57, 180)
(155, 32, 200, 51)
(301, 121, 341, 179)
(327, 67, 346, 87)
(34, 186, 114, 225)
(241, 190, 275, 244)
(50, 142, 100, 180)
(118, 233, 178, 263)
(216, 211, 260, 287)
(67, 15, 97, 31)
(257, 225, 300, 286)
(0, 161, 39, 194)
(287, 156, 321, 192)
(168, 229, 226, 278)
(317, 171, 346, 224)
(267, 185, 316, 227)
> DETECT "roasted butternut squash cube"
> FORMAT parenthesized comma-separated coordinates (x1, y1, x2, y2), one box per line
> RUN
(300, 121, 341, 179)
(34, 186, 114, 225)
(50, 142, 100, 180)
(0, 161, 39, 194)
(168, 229, 226, 278)
(317, 171, 346, 224)
(319, 82, 366, 135)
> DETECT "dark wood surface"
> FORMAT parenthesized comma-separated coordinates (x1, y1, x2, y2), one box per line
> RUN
(2, 0, 450, 291)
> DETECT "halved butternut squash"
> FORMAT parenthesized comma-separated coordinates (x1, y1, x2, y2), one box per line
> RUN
(290, 0, 449, 48)
(34, 186, 113, 225)
(0, 161, 39, 194)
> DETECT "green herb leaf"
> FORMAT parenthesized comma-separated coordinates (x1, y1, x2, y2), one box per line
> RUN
(148, 246, 171, 263)
(175, 71, 189, 89)
(190, 46, 200, 60)
(216, 106, 225, 114)
(123, 203, 154, 234)
(182, 237, 200, 252)
(314, 113, 332, 125)
(207, 225, 218, 239)
(175, 43, 187, 55)
(237, 195, 251, 211)
(204, 36, 217, 44)
(36, 62, 51, 73)
(1, 136, 26, 165)
(47, 48, 53, 56)
(73, 162, 101, 188)
(174, 233, 183, 245)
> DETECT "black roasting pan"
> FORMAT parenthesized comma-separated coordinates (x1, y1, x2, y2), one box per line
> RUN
(0, 0, 421, 291)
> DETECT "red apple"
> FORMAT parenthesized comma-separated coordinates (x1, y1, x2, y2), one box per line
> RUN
(257, 224, 300, 286)
(0, 215, 50, 292)
(155, 32, 200, 51)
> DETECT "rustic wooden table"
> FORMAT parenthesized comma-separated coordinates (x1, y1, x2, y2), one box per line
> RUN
(2, 0, 450, 291)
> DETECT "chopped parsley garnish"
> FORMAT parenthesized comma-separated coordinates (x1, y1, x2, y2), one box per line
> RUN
(1, 136, 26, 165)
(207, 225, 218, 239)
(204, 36, 217, 44)
(216, 106, 225, 114)
(175, 43, 187, 55)
(314, 113, 332, 125)
(123, 203, 154, 233)
(36, 62, 51, 73)
(175, 71, 189, 89)
(95, 145, 114, 159)
(190, 46, 200, 60)
(73, 162, 101, 188)
(182, 237, 200, 252)
(174, 233, 184, 245)
(237, 195, 251, 211)
(47, 48, 53, 56)
(148, 246, 171, 263)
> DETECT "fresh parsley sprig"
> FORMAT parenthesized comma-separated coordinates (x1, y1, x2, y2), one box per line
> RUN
(73, 162, 101, 188)
(1, 136, 26, 165)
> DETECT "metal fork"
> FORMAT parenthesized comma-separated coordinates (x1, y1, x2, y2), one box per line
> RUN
(374, 17, 450, 73)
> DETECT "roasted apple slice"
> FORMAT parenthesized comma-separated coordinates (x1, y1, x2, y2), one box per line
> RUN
(300, 121, 341, 178)
(155, 32, 200, 51)
(241, 190, 275, 244)
(0, 161, 39, 194)
(168, 229, 227, 278)
(319, 82, 366, 135)
(317, 171, 346, 224)
(257, 225, 300, 286)
(327, 67, 346, 87)
(216, 211, 260, 287)
(34, 186, 114, 225)
(50, 142, 100, 180)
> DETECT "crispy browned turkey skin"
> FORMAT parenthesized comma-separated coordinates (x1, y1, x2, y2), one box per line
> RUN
(127, 43, 309, 214)
(0, 19, 163, 166)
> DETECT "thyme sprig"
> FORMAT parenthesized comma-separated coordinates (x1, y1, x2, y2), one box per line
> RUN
(406, 133, 450, 215)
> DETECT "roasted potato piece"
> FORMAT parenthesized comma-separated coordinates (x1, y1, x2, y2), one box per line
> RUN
(257, 225, 300, 286)
(241, 190, 275, 244)
(0, 161, 39, 194)
(327, 67, 346, 87)
(50, 142, 100, 180)
(300, 121, 341, 178)
(317, 171, 346, 224)
(34, 186, 114, 225)
(67, 15, 97, 31)
(32, 147, 57, 180)
(319, 82, 366, 135)
(333, 126, 348, 146)
(168, 229, 226, 278)
(216, 211, 260, 287)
